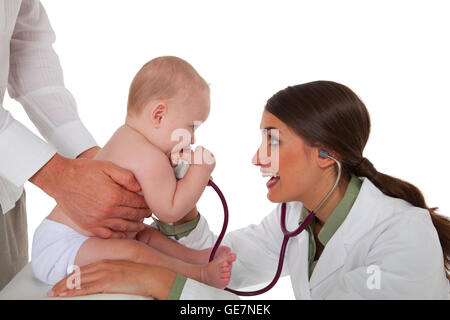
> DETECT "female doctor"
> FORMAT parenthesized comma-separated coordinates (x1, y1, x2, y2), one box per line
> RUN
(51, 80, 450, 299)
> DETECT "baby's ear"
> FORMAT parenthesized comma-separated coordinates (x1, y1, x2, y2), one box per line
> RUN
(150, 103, 168, 127)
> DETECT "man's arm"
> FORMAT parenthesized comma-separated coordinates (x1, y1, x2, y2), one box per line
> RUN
(0, 109, 58, 188)
(3, 0, 151, 238)
(1, 0, 98, 188)
(8, 0, 97, 159)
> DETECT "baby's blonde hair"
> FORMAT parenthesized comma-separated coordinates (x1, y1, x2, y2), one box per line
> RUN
(127, 56, 209, 115)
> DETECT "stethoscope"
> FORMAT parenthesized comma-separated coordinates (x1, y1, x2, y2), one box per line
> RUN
(175, 149, 342, 296)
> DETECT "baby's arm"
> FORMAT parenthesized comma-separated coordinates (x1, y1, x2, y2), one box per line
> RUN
(130, 145, 214, 223)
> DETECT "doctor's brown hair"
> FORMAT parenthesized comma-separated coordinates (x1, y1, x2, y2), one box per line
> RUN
(265, 80, 450, 280)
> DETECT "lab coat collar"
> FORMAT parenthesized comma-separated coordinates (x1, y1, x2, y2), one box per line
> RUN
(309, 177, 389, 289)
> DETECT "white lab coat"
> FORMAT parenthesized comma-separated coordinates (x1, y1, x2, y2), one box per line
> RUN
(177, 177, 449, 299)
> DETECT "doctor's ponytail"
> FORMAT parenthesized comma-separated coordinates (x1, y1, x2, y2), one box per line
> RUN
(265, 81, 450, 280)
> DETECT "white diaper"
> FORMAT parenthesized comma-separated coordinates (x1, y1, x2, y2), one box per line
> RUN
(31, 219, 89, 285)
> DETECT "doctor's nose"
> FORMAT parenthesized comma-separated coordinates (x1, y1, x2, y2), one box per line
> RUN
(252, 147, 269, 167)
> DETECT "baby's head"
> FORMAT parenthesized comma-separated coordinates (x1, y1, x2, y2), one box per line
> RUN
(126, 56, 210, 155)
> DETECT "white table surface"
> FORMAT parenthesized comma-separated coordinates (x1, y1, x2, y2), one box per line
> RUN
(0, 263, 153, 300)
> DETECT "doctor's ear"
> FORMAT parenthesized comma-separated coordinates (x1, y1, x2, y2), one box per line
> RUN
(150, 103, 168, 127)
(316, 148, 338, 168)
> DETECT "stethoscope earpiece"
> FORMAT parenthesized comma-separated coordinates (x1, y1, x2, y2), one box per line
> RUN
(319, 149, 330, 158)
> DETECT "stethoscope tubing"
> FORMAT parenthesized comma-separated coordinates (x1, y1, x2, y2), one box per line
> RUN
(207, 156, 341, 296)
(207, 179, 229, 262)
(207, 181, 315, 296)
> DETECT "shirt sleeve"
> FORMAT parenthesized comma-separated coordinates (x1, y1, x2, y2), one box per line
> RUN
(152, 213, 201, 240)
(0, 109, 56, 187)
(167, 274, 187, 300)
(6, 1, 96, 165)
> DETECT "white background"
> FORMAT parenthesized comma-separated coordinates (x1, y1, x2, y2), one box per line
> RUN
(4, 0, 449, 299)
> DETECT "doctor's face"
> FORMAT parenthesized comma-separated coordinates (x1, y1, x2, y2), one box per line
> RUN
(252, 111, 320, 203)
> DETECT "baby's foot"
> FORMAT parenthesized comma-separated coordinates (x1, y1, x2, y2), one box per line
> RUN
(190, 246, 231, 264)
(200, 252, 236, 289)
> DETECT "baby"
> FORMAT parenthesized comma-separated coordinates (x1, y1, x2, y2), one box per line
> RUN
(32, 56, 235, 290)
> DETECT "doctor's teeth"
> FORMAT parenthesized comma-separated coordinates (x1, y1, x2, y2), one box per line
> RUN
(262, 173, 280, 178)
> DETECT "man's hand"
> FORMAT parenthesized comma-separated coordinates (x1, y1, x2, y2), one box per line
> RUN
(29, 153, 151, 238)
(76, 146, 101, 159)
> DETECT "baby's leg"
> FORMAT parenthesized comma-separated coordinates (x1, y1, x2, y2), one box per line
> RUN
(136, 226, 231, 264)
(75, 237, 236, 289)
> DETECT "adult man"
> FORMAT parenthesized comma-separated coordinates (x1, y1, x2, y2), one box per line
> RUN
(0, 0, 150, 289)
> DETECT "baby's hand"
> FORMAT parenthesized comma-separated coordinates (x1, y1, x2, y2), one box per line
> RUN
(194, 146, 215, 170)
(170, 146, 215, 172)
(170, 148, 194, 167)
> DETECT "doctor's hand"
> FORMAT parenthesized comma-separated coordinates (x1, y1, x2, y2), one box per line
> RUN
(49, 260, 175, 300)
(29, 153, 151, 239)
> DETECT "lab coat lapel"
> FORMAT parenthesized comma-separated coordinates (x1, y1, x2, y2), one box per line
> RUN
(308, 178, 381, 290)
(309, 229, 347, 289)
(288, 231, 312, 299)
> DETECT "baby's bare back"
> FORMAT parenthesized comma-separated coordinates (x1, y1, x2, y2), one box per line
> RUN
(94, 125, 150, 169)
(48, 125, 156, 237)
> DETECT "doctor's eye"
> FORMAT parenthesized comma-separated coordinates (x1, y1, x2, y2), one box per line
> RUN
(268, 135, 280, 146)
